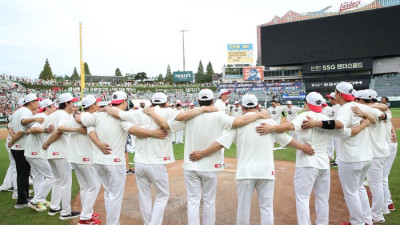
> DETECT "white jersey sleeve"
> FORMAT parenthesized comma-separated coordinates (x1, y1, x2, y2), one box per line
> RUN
(218, 112, 235, 130)
(168, 120, 186, 133)
(81, 112, 97, 127)
(216, 129, 237, 149)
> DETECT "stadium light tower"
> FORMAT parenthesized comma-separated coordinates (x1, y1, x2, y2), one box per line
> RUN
(178, 28, 188, 71)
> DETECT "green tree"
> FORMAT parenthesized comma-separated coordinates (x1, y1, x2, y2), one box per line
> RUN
(204, 61, 214, 82)
(71, 67, 80, 80)
(84, 62, 91, 75)
(135, 72, 148, 81)
(164, 64, 173, 83)
(115, 68, 122, 76)
(157, 74, 164, 82)
(39, 58, 55, 80)
(195, 60, 205, 83)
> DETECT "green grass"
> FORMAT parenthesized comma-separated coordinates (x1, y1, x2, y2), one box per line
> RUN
(390, 108, 400, 118)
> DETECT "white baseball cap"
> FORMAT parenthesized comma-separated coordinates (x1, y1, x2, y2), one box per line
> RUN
(198, 89, 214, 101)
(176, 100, 182, 105)
(189, 102, 195, 106)
(110, 91, 127, 104)
(326, 92, 336, 99)
(24, 93, 42, 104)
(322, 99, 328, 106)
(140, 100, 145, 104)
(355, 89, 371, 100)
(368, 89, 378, 99)
(286, 100, 293, 105)
(241, 94, 258, 107)
(59, 93, 79, 104)
(38, 99, 54, 113)
(82, 95, 102, 108)
(336, 82, 355, 101)
(234, 101, 239, 104)
(306, 92, 324, 113)
(17, 98, 25, 107)
(219, 89, 231, 97)
(152, 92, 167, 104)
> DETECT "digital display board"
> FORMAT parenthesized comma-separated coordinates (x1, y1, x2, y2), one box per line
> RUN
(260, 5, 400, 66)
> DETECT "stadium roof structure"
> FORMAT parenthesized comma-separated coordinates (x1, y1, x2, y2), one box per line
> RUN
(85, 75, 125, 83)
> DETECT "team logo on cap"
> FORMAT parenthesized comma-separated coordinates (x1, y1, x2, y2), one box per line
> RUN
(316, 100, 322, 105)
(349, 89, 353, 93)
(113, 94, 118, 99)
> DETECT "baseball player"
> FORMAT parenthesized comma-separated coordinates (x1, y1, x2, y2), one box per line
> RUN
(79, 91, 166, 225)
(230, 101, 243, 117)
(25, 99, 56, 212)
(41, 93, 81, 220)
(189, 102, 195, 109)
(256, 92, 370, 225)
(302, 82, 387, 225)
(267, 100, 284, 125)
(58, 94, 102, 225)
(0, 98, 24, 198)
(189, 94, 316, 225)
(378, 95, 397, 213)
(144, 89, 269, 225)
(326, 92, 341, 166)
(7, 93, 43, 209)
(214, 89, 230, 113)
(354, 90, 390, 223)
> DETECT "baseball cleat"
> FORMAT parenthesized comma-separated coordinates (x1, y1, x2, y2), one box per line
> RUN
(48, 208, 62, 216)
(59, 211, 80, 220)
(388, 203, 395, 211)
(78, 218, 101, 225)
(28, 201, 47, 212)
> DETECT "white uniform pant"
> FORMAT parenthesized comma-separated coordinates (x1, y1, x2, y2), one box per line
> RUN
(135, 163, 169, 225)
(184, 170, 218, 225)
(175, 130, 184, 144)
(236, 179, 274, 225)
(94, 164, 126, 225)
(294, 167, 330, 225)
(1, 150, 17, 193)
(26, 157, 55, 204)
(48, 158, 72, 215)
(383, 142, 397, 206)
(367, 157, 387, 221)
(337, 160, 372, 225)
(72, 163, 101, 220)
(327, 137, 339, 160)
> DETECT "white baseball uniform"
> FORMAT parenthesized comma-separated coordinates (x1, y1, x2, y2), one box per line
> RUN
(267, 106, 284, 124)
(335, 102, 382, 225)
(1, 120, 17, 196)
(42, 110, 73, 215)
(214, 99, 227, 113)
(119, 106, 179, 225)
(383, 114, 397, 209)
(291, 111, 351, 225)
(327, 104, 341, 160)
(81, 109, 132, 225)
(216, 114, 292, 225)
(168, 111, 234, 225)
(24, 113, 56, 205)
(230, 106, 243, 118)
(65, 115, 101, 221)
(367, 112, 390, 222)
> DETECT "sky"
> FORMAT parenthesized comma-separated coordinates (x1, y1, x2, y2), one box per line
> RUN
(0, 0, 374, 79)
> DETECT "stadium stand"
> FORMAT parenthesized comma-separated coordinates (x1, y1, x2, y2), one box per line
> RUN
(373, 73, 400, 96)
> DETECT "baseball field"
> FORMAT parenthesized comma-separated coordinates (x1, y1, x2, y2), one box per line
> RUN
(0, 110, 399, 225)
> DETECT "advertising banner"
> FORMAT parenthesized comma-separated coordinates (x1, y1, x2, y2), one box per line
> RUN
(227, 44, 253, 63)
(282, 93, 306, 100)
(217, 81, 303, 92)
(243, 67, 264, 81)
(173, 71, 193, 82)
(303, 58, 373, 74)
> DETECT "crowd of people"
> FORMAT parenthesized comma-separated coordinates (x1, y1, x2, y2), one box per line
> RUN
(0, 81, 397, 225)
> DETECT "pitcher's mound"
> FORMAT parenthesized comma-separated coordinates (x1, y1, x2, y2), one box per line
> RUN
(72, 158, 349, 224)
